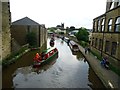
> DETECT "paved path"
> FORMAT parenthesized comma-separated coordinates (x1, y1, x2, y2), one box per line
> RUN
(77, 44, 120, 89)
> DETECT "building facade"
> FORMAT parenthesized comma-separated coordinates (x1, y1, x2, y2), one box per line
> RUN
(11, 17, 47, 48)
(0, 0, 11, 60)
(91, 0, 120, 68)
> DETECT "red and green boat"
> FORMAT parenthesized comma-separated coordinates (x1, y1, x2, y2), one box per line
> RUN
(33, 47, 58, 68)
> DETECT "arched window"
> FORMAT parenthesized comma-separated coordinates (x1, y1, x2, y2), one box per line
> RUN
(118, 1, 120, 6)
(97, 20, 101, 32)
(108, 19, 113, 32)
(101, 18, 105, 32)
(115, 17, 120, 32)
(110, 2, 114, 10)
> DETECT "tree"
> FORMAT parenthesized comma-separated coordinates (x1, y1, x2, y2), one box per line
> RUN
(26, 32, 37, 47)
(70, 26, 75, 30)
(75, 27, 89, 42)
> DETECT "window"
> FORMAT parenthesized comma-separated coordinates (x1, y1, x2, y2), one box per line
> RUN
(94, 21, 97, 32)
(27, 25, 31, 33)
(110, 1, 114, 10)
(101, 19, 105, 32)
(105, 41, 110, 53)
(98, 39, 102, 50)
(92, 37, 94, 46)
(98, 20, 101, 32)
(93, 21, 96, 32)
(111, 42, 117, 55)
(115, 17, 120, 32)
(95, 38, 98, 48)
(118, 1, 120, 6)
(108, 19, 113, 32)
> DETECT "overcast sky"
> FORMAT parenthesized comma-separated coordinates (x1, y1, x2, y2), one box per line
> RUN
(10, 0, 106, 29)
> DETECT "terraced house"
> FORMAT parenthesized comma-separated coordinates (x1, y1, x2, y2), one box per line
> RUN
(91, 0, 120, 69)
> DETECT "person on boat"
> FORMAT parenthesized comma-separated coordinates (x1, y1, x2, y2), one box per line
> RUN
(34, 53, 42, 62)
(41, 52, 45, 60)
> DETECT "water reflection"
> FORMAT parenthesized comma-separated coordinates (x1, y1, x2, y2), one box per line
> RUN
(88, 67, 105, 88)
(13, 54, 58, 75)
(12, 54, 58, 88)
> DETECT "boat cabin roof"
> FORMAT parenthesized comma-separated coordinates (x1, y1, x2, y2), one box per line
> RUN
(42, 47, 56, 54)
(69, 40, 77, 45)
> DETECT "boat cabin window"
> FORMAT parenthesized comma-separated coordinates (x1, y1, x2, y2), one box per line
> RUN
(73, 45, 79, 49)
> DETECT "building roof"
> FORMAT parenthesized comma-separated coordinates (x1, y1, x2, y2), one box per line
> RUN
(12, 17, 40, 25)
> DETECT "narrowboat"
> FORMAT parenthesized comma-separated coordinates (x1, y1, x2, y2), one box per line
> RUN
(69, 40, 79, 52)
(33, 47, 58, 68)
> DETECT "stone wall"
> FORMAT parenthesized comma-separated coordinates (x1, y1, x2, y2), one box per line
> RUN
(1, 1, 11, 60)
(11, 38, 21, 53)
(11, 24, 47, 48)
(91, 6, 120, 69)
(11, 25, 27, 46)
(0, 1, 2, 61)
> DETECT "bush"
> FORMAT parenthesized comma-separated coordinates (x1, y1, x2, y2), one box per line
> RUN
(76, 27, 89, 42)
(2, 46, 29, 68)
(78, 41, 88, 48)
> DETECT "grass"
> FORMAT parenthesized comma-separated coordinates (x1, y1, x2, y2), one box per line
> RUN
(90, 50, 103, 61)
(78, 41, 88, 48)
(109, 64, 120, 76)
(2, 46, 29, 68)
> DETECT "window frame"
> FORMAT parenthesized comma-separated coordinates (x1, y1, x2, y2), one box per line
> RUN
(111, 42, 117, 56)
(115, 17, 120, 32)
(108, 18, 113, 32)
(105, 41, 110, 53)
(101, 18, 105, 32)
(97, 20, 101, 32)
(110, 1, 114, 10)
(98, 39, 102, 50)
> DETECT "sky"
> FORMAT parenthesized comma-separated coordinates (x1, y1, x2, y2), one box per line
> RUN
(10, 0, 106, 29)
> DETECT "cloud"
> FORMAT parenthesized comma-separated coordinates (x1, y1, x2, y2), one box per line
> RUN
(10, 0, 106, 28)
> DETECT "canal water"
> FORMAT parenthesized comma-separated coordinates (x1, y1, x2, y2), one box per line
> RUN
(2, 37, 105, 89)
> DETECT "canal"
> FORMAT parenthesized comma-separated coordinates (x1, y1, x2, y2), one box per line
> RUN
(2, 37, 105, 89)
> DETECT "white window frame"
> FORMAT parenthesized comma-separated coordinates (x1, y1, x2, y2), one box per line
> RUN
(115, 17, 120, 32)
(108, 19, 113, 32)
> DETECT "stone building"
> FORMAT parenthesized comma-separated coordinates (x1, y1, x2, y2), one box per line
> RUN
(11, 17, 47, 48)
(91, 0, 120, 68)
(0, 0, 11, 60)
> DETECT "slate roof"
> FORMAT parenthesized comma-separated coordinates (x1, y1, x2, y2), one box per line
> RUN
(12, 17, 40, 25)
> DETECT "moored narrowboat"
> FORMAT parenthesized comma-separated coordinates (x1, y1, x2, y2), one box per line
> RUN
(69, 40, 79, 52)
(33, 47, 58, 68)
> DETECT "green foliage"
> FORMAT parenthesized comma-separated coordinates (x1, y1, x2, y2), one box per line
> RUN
(78, 41, 88, 48)
(90, 50, 103, 60)
(109, 64, 120, 76)
(2, 46, 29, 68)
(47, 27, 56, 33)
(26, 32, 37, 47)
(76, 27, 89, 42)
(59, 32, 64, 35)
